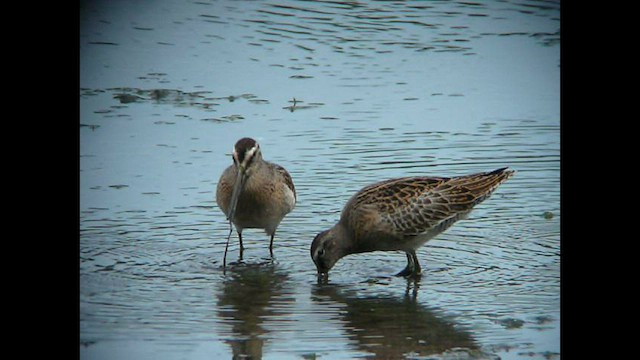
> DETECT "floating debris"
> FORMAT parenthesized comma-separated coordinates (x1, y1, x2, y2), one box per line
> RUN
(284, 97, 323, 112)
(88, 41, 118, 46)
(248, 99, 270, 104)
(201, 114, 245, 123)
(114, 93, 143, 104)
(496, 318, 525, 329)
(289, 75, 314, 79)
(80, 88, 105, 97)
(108, 184, 129, 189)
(283, 103, 322, 112)
(221, 114, 244, 121)
(532, 315, 554, 324)
(209, 93, 259, 102)
(96, 87, 271, 116)
(543, 211, 554, 219)
(80, 123, 100, 130)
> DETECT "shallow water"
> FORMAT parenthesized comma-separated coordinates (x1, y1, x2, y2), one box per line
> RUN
(80, 1, 560, 359)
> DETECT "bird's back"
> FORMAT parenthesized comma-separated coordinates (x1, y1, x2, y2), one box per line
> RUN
(340, 168, 514, 251)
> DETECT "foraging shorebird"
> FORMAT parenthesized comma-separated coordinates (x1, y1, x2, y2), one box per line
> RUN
(311, 167, 514, 278)
(216, 137, 296, 258)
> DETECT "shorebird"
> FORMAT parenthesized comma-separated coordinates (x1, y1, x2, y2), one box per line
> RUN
(216, 137, 296, 259)
(310, 167, 514, 279)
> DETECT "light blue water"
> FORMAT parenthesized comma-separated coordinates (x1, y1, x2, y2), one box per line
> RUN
(80, 1, 560, 359)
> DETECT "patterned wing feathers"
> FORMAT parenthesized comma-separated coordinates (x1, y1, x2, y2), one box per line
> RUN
(345, 168, 514, 238)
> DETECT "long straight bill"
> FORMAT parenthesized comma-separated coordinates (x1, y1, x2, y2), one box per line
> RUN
(224, 166, 245, 271)
(227, 166, 246, 222)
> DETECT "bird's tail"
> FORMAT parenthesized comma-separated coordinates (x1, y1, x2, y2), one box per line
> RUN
(463, 167, 515, 203)
(443, 167, 515, 208)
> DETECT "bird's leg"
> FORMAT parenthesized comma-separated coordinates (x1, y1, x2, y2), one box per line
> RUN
(395, 251, 415, 277)
(238, 231, 244, 260)
(396, 250, 422, 278)
(269, 233, 275, 257)
(410, 250, 422, 277)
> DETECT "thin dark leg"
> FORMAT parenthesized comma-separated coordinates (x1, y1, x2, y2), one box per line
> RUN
(410, 250, 422, 277)
(238, 232, 244, 259)
(269, 233, 275, 257)
(395, 251, 415, 277)
(396, 250, 422, 278)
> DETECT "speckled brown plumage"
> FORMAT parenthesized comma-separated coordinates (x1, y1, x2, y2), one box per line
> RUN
(216, 138, 296, 259)
(311, 167, 514, 278)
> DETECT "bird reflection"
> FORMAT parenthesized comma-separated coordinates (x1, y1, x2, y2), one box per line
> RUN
(312, 284, 478, 358)
(216, 261, 292, 360)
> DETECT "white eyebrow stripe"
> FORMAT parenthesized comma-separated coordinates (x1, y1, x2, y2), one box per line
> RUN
(242, 145, 259, 165)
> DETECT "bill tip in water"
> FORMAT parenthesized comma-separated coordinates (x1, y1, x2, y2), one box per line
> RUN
(316, 271, 329, 282)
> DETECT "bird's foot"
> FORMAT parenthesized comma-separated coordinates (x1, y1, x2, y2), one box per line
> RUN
(395, 267, 422, 279)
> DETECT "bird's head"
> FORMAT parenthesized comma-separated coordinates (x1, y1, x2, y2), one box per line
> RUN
(227, 137, 262, 221)
(310, 226, 349, 280)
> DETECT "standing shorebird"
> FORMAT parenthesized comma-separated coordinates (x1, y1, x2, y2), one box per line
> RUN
(216, 137, 296, 259)
(311, 167, 514, 279)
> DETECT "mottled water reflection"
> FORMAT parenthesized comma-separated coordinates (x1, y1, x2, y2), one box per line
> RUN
(311, 284, 485, 359)
(217, 262, 293, 359)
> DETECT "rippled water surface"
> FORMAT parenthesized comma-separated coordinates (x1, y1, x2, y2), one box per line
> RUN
(80, 1, 560, 359)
